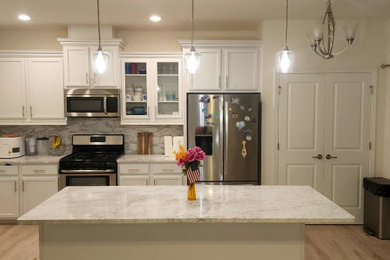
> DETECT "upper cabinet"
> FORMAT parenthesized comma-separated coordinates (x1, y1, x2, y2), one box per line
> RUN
(120, 55, 184, 125)
(58, 39, 125, 89)
(0, 53, 66, 125)
(179, 40, 262, 92)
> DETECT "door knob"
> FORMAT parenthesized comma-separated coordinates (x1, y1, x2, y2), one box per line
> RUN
(312, 154, 323, 160)
(325, 154, 338, 160)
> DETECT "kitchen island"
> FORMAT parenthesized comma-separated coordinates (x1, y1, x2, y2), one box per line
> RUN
(18, 186, 354, 260)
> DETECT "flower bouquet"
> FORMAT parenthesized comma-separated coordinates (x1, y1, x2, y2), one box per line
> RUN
(174, 145, 206, 200)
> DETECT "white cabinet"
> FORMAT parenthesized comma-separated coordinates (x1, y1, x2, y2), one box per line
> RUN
(180, 40, 261, 92)
(151, 175, 183, 186)
(121, 57, 184, 125)
(0, 177, 19, 219)
(0, 55, 66, 125)
(0, 59, 26, 121)
(59, 39, 124, 88)
(120, 176, 150, 186)
(20, 176, 58, 215)
(0, 164, 58, 219)
(118, 162, 184, 186)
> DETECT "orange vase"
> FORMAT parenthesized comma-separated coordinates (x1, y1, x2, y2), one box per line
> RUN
(187, 183, 196, 200)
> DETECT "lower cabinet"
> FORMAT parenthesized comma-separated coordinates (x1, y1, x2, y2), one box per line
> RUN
(119, 176, 150, 186)
(151, 175, 183, 186)
(20, 176, 58, 215)
(119, 162, 184, 186)
(0, 164, 58, 220)
(0, 177, 19, 218)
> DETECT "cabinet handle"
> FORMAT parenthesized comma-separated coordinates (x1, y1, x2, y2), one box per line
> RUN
(161, 169, 172, 172)
(22, 180, 25, 192)
(226, 76, 229, 89)
(30, 106, 32, 117)
(127, 169, 140, 172)
(22, 106, 25, 117)
(33, 169, 46, 173)
(155, 105, 157, 117)
(147, 106, 150, 116)
(218, 76, 221, 89)
(14, 181, 17, 192)
(86, 72, 89, 84)
(93, 73, 96, 85)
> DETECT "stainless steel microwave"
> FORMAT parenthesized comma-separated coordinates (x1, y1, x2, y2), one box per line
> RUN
(65, 89, 120, 118)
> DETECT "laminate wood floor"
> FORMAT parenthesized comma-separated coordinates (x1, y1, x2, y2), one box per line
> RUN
(0, 224, 389, 260)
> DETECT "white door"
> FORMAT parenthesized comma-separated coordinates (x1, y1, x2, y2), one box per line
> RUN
(64, 46, 90, 87)
(224, 49, 258, 91)
(323, 73, 372, 223)
(91, 46, 117, 87)
(189, 49, 221, 91)
(278, 72, 373, 223)
(20, 176, 58, 215)
(120, 176, 150, 186)
(278, 74, 326, 193)
(0, 177, 19, 218)
(26, 58, 65, 120)
(0, 59, 26, 121)
(152, 175, 183, 186)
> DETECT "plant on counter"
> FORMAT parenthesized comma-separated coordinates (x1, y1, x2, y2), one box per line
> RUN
(174, 145, 206, 200)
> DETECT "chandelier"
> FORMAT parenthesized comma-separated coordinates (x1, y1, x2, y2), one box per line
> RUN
(309, 0, 357, 59)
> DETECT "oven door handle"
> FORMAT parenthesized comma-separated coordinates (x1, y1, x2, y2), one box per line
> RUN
(104, 96, 108, 115)
(60, 169, 115, 173)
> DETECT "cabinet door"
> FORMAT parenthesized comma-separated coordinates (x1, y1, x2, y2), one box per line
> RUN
(26, 58, 65, 121)
(122, 60, 151, 119)
(20, 176, 58, 215)
(189, 49, 221, 91)
(0, 59, 26, 120)
(152, 175, 183, 186)
(64, 46, 90, 87)
(92, 46, 117, 87)
(155, 60, 182, 118)
(120, 176, 150, 186)
(224, 49, 258, 91)
(0, 177, 19, 218)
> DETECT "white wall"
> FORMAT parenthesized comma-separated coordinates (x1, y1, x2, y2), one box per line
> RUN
(259, 19, 389, 184)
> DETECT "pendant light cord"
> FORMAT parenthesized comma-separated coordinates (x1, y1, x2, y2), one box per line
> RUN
(97, 0, 102, 51)
(191, 0, 195, 51)
(284, 0, 288, 48)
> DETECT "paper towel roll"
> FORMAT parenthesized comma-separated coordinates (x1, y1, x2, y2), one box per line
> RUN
(164, 136, 173, 157)
(172, 136, 184, 154)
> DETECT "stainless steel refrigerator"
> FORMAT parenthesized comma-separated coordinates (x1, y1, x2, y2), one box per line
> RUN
(187, 93, 261, 185)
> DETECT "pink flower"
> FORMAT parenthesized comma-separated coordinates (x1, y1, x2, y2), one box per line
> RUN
(177, 159, 185, 167)
(193, 146, 206, 161)
(186, 148, 197, 162)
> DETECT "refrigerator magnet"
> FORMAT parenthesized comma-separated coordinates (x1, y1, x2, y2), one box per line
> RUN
(203, 96, 210, 103)
(214, 112, 219, 118)
(236, 121, 246, 129)
(232, 112, 239, 119)
(241, 140, 248, 158)
(231, 97, 240, 104)
(248, 106, 253, 112)
(228, 107, 233, 112)
(252, 118, 257, 123)
(201, 108, 208, 114)
(244, 116, 251, 121)
(246, 135, 252, 141)
(213, 96, 220, 99)
(205, 113, 212, 119)
(240, 105, 245, 110)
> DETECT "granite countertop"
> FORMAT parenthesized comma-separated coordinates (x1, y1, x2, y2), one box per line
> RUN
(0, 155, 66, 165)
(18, 185, 355, 225)
(117, 154, 176, 163)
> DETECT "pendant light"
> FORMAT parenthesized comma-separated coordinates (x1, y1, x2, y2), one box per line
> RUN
(92, 0, 109, 74)
(276, 0, 295, 73)
(184, 0, 201, 74)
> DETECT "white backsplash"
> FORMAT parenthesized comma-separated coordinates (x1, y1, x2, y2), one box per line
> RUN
(0, 118, 183, 154)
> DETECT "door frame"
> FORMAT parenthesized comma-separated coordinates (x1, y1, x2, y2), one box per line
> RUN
(274, 68, 377, 185)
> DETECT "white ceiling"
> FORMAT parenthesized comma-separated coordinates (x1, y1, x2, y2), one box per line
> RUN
(0, 0, 389, 30)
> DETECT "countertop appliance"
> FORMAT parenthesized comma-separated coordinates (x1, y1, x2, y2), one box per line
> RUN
(58, 134, 124, 190)
(65, 89, 120, 118)
(0, 135, 25, 159)
(187, 93, 261, 185)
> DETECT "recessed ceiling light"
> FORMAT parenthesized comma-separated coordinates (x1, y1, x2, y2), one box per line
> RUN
(18, 14, 31, 21)
(150, 15, 162, 22)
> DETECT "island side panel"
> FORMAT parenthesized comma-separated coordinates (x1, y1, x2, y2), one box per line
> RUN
(40, 223, 305, 260)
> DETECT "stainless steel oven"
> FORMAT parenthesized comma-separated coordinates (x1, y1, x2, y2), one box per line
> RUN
(58, 170, 117, 190)
(65, 89, 120, 117)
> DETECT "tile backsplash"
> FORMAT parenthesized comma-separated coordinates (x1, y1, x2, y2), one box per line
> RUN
(0, 118, 183, 154)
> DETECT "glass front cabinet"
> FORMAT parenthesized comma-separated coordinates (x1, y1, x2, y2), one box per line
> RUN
(121, 58, 183, 124)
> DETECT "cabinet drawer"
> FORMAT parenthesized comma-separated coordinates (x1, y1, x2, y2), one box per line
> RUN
(20, 165, 58, 175)
(119, 164, 149, 175)
(150, 163, 181, 174)
(0, 166, 18, 176)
